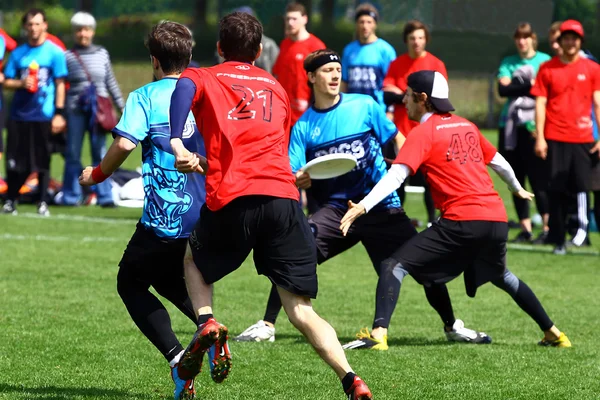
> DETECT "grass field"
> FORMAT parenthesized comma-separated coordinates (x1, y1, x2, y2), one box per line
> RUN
(2, 129, 600, 400)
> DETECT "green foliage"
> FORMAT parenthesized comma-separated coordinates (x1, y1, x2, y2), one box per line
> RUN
(552, 0, 597, 34)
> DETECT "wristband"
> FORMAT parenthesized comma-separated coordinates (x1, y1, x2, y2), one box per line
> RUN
(54, 107, 66, 117)
(91, 165, 111, 183)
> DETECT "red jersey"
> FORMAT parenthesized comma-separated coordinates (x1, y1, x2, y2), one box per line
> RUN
(383, 53, 448, 137)
(531, 56, 600, 143)
(0, 29, 17, 52)
(394, 113, 507, 222)
(180, 62, 299, 211)
(46, 33, 67, 51)
(272, 34, 325, 125)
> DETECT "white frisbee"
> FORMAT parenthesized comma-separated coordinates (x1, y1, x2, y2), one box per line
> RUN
(301, 153, 358, 179)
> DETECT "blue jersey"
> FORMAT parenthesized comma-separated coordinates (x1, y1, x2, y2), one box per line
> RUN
(113, 77, 206, 239)
(341, 39, 396, 109)
(4, 41, 67, 121)
(290, 93, 401, 210)
(0, 36, 5, 111)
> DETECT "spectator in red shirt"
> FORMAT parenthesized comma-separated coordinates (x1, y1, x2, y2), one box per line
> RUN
(382, 20, 447, 225)
(272, 2, 325, 125)
(168, 12, 372, 399)
(532, 20, 600, 254)
(341, 70, 571, 348)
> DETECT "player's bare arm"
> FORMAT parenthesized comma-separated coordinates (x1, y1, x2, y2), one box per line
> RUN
(79, 136, 136, 186)
(534, 96, 548, 159)
(52, 78, 66, 134)
(392, 131, 406, 153)
(590, 90, 600, 155)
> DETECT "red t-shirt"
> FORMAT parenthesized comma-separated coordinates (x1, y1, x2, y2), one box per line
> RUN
(383, 52, 448, 137)
(46, 33, 67, 51)
(394, 113, 507, 222)
(180, 62, 299, 211)
(272, 34, 325, 125)
(0, 29, 17, 52)
(531, 56, 600, 143)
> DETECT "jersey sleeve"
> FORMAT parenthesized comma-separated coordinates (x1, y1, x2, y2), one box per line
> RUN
(0, 37, 5, 61)
(341, 44, 350, 82)
(180, 68, 205, 104)
(52, 47, 68, 79)
(479, 130, 498, 164)
(288, 122, 307, 173)
(436, 58, 448, 79)
(112, 91, 150, 145)
(393, 126, 432, 174)
(592, 63, 600, 92)
(382, 44, 397, 76)
(530, 64, 549, 97)
(382, 59, 398, 87)
(3, 51, 17, 79)
(497, 56, 512, 79)
(369, 96, 398, 144)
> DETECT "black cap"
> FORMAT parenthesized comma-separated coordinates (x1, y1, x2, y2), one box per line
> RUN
(407, 70, 454, 113)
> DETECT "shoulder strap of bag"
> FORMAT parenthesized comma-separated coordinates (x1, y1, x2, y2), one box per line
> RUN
(71, 50, 93, 83)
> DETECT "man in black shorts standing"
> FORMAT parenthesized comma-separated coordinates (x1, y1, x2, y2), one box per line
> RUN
(235, 49, 490, 350)
(169, 12, 372, 399)
(341, 70, 571, 348)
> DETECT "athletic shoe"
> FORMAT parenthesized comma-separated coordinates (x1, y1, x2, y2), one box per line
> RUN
(532, 231, 550, 245)
(37, 201, 50, 217)
(171, 364, 195, 400)
(233, 320, 275, 342)
(207, 324, 232, 383)
(538, 332, 572, 348)
(177, 318, 222, 380)
(2, 200, 17, 215)
(511, 230, 532, 243)
(553, 245, 567, 255)
(345, 376, 373, 400)
(445, 319, 492, 344)
(342, 328, 388, 350)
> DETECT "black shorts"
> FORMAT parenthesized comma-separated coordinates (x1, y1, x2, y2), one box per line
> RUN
(119, 222, 188, 287)
(308, 205, 417, 270)
(391, 218, 508, 298)
(5, 120, 52, 173)
(189, 195, 318, 298)
(547, 140, 600, 192)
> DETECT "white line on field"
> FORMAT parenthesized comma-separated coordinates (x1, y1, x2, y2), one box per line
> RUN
(507, 243, 600, 256)
(0, 233, 123, 243)
(16, 212, 137, 225)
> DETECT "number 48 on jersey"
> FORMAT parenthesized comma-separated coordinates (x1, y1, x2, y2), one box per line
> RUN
(446, 132, 482, 164)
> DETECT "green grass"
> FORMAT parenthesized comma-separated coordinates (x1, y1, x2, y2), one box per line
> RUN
(2, 131, 600, 400)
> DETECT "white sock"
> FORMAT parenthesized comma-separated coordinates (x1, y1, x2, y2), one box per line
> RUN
(169, 349, 185, 368)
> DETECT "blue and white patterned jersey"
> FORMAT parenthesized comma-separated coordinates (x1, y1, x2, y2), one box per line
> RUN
(289, 93, 400, 210)
(341, 38, 396, 110)
(113, 77, 206, 238)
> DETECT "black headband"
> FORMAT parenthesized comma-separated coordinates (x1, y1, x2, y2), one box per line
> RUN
(305, 53, 341, 73)
(355, 9, 377, 22)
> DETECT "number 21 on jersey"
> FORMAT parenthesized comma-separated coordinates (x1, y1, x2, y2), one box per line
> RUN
(446, 132, 482, 164)
(228, 84, 273, 122)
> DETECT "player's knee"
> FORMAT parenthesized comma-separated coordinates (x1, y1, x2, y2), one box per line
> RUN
(116, 267, 134, 299)
(492, 269, 520, 294)
(284, 300, 313, 330)
(381, 258, 408, 282)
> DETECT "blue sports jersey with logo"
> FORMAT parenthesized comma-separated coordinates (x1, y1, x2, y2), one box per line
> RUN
(341, 39, 396, 109)
(113, 78, 206, 239)
(289, 93, 400, 210)
(4, 41, 67, 121)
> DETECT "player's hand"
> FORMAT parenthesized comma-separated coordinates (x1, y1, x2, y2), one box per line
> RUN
(23, 75, 36, 90)
(79, 166, 96, 186)
(51, 114, 66, 134)
(0, 72, 4, 84)
(295, 170, 311, 189)
(340, 200, 366, 236)
(590, 141, 600, 157)
(175, 150, 201, 173)
(535, 138, 548, 160)
(194, 153, 208, 175)
(514, 188, 535, 201)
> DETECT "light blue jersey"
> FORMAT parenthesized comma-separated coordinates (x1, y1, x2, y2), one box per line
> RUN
(341, 38, 396, 109)
(4, 40, 67, 121)
(113, 77, 206, 239)
(290, 93, 401, 210)
(0, 35, 5, 111)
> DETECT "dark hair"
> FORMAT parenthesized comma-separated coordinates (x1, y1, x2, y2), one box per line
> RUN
(286, 2, 307, 16)
(219, 12, 263, 63)
(22, 8, 46, 25)
(411, 91, 436, 113)
(549, 21, 562, 36)
(513, 22, 538, 49)
(355, 2, 379, 21)
(403, 20, 430, 43)
(146, 21, 192, 74)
